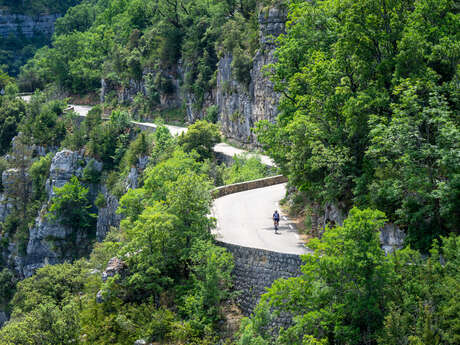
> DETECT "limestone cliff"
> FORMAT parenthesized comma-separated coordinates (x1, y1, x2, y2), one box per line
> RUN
(101, 7, 286, 145)
(215, 8, 285, 144)
(0, 9, 59, 38)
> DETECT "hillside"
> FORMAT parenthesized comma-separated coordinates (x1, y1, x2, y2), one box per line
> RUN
(0, 0, 81, 76)
(0, 0, 458, 344)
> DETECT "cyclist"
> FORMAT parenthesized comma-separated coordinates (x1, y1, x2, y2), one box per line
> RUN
(273, 210, 280, 233)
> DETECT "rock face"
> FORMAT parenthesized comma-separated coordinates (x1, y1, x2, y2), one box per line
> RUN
(380, 223, 406, 254)
(23, 150, 102, 278)
(96, 187, 121, 242)
(101, 7, 286, 145)
(0, 10, 59, 38)
(216, 8, 285, 144)
(101, 257, 127, 282)
(0, 168, 22, 223)
(0, 311, 7, 328)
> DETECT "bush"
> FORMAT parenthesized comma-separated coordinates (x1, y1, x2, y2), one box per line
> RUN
(126, 132, 150, 167)
(82, 159, 102, 184)
(95, 192, 107, 209)
(178, 120, 221, 161)
(204, 105, 219, 124)
(29, 153, 52, 201)
(222, 155, 272, 185)
(47, 176, 96, 232)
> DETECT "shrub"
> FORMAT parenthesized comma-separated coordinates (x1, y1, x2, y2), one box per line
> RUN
(29, 153, 53, 202)
(82, 159, 102, 184)
(47, 176, 96, 232)
(204, 105, 219, 124)
(178, 120, 221, 161)
(95, 192, 107, 209)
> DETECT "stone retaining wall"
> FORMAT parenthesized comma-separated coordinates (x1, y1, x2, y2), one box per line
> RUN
(213, 175, 287, 198)
(216, 241, 303, 327)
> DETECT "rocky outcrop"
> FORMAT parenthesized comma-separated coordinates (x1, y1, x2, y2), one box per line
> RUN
(216, 8, 285, 144)
(0, 169, 21, 223)
(380, 223, 406, 253)
(23, 150, 102, 278)
(96, 187, 121, 242)
(101, 257, 127, 282)
(0, 10, 59, 38)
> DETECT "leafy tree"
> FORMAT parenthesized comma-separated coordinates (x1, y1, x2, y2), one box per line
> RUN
(0, 87, 26, 154)
(379, 235, 460, 345)
(10, 261, 87, 315)
(181, 240, 234, 333)
(244, 208, 390, 345)
(0, 268, 15, 307)
(126, 132, 150, 166)
(143, 148, 205, 202)
(256, 0, 460, 251)
(47, 176, 96, 233)
(0, 301, 80, 345)
(29, 153, 52, 202)
(222, 154, 272, 185)
(178, 120, 221, 161)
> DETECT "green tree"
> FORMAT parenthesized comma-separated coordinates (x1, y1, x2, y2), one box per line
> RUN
(182, 240, 234, 332)
(178, 120, 221, 161)
(29, 153, 52, 202)
(0, 90, 25, 154)
(244, 208, 390, 345)
(47, 176, 96, 233)
(222, 154, 272, 185)
(256, 0, 459, 251)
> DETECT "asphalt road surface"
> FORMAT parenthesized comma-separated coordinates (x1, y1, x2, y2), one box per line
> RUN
(212, 183, 309, 255)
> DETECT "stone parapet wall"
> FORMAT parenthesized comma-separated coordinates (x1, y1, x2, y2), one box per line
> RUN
(216, 241, 303, 328)
(213, 175, 287, 198)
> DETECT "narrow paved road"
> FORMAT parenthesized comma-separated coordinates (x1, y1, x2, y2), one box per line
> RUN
(20, 96, 272, 164)
(212, 183, 309, 255)
(214, 143, 275, 167)
(22, 95, 300, 253)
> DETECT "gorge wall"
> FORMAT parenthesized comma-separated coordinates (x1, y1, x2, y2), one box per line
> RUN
(102, 7, 286, 146)
(214, 8, 285, 144)
(0, 9, 59, 38)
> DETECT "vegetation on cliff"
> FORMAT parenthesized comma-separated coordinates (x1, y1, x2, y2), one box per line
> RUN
(0, 86, 266, 344)
(256, 0, 460, 251)
(17, 0, 262, 114)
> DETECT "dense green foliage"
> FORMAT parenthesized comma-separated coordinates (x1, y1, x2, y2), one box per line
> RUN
(0, 1, 82, 76)
(18, 0, 260, 113)
(256, 0, 460, 251)
(222, 154, 273, 185)
(47, 176, 96, 232)
(178, 120, 221, 161)
(0, 84, 25, 154)
(239, 209, 460, 345)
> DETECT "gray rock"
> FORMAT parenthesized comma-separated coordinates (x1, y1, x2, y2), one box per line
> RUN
(96, 187, 121, 242)
(102, 257, 127, 282)
(134, 340, 147, 345)
(45, 149, 88, 199)
(380, 223, 405, 254)
(213, 7, 286, 145)
(0, 10, 60, 38)
(96, 290, 104, 304)
(0, 311, 8, 328)
(23, 150, 102, 277)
